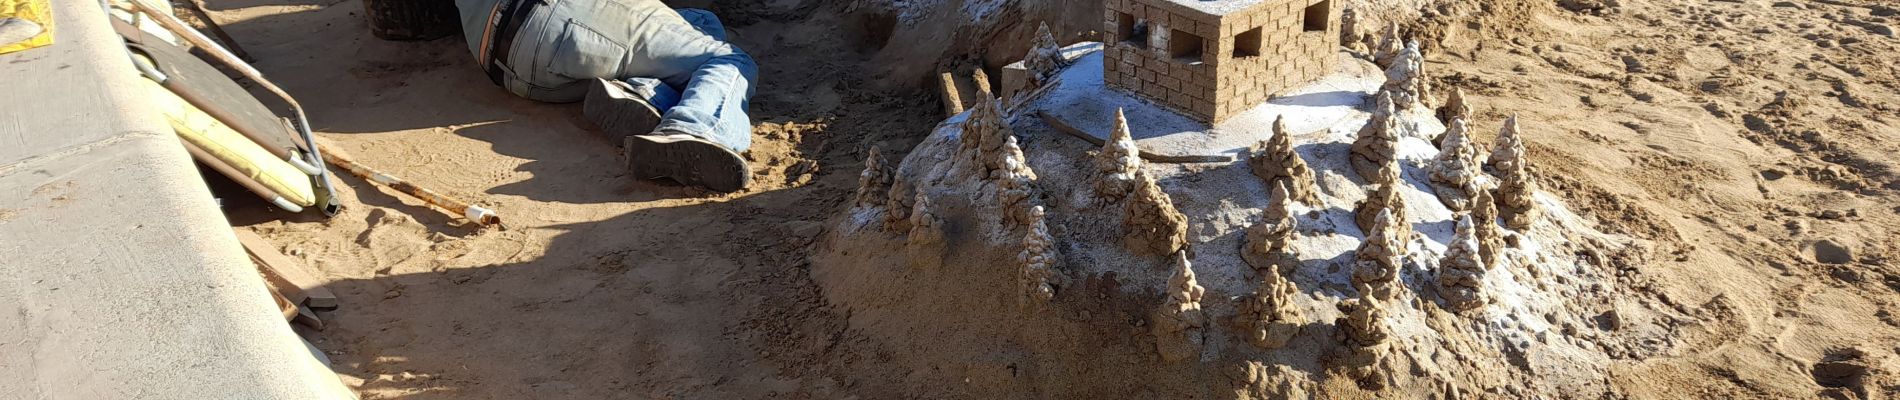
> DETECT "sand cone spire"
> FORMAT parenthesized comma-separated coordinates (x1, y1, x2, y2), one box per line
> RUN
(1436, 215, 1487, 312)
(1250, 116, 1322, 205)
(1355, 159, 1409, 237)
(1350, 91, 1402, 181)
(1094, 108, 1143, 203)
(855, 146, 893, 209)
(1334, 295, 1395, 390)
(1352, 209, 1405, 301)
(1244, 181, 1300, 272)
(1427, 117, 1483, 212)
(1471, 189, 1505, 270)
(1237, 264, 1306, 349)
(1019, 206, 1058, 306)
(1382, 40, 1433, 110)
(1124, 169, 1189, 257)
(1489, 115, 1540, 229)
(1152, 251, 1206, 363)
(1025, 22, 1069, 87)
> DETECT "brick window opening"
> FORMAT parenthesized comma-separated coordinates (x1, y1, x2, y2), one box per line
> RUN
(1233, 27, 1262, 58)
(1117, 13, 1147, 46)
(1168, 29, 1203, 63)
(1303, 0, 1331, 32)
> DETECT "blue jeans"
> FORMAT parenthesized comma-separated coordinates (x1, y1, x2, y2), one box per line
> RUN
(465, 0, 757, 152)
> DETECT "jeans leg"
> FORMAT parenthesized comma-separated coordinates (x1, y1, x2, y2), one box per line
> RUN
(621, 77, 681, 110)
(653, 51, 757, 153)
(644, 10, 755, 153)
(674, 8, 727, 41)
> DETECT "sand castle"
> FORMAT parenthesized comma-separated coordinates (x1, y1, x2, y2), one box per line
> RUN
(812, 35, 1645, 398)
(1249, 116, 1321, 205)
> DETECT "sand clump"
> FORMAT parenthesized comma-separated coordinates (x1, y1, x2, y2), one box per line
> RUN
(1435, 215, 1487, 312)
(1471, 190, 1506, 269)
(1152, 251, 1207, 363)
(1234, 264, 1305, 350)
(1249, 116, 1322, 206)
(1487, 115, 1540, 229)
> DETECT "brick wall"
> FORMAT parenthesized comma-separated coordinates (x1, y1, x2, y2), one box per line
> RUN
(1102, 0, 1338, 123)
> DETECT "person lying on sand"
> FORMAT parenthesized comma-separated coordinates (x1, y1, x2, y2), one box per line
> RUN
(456, 0, 757, 192)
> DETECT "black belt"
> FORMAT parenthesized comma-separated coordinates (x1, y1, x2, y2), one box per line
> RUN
(484, 0, 540, 87)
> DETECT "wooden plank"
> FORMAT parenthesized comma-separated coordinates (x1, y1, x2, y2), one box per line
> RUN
(233, 229, 338, 309)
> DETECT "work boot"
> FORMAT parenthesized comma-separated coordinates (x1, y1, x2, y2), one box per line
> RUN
(583, 78, 663, 146)
(624, 132, 751, 192)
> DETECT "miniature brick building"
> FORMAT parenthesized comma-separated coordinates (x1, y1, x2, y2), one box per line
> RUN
(1103, 0, 1339, 123)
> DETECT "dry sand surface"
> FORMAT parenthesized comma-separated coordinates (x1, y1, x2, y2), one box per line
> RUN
(195, 0, 1900, 398)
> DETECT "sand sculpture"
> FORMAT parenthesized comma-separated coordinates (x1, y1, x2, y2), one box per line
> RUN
(905, 193, 944, 248)
(1427, 117, 1483, 212)
(1350, 91, 1402, 180)
(1243, 182, 1300, 272)
(1435, 215, 1487, 312)
(1024, 22, 1069, 88)
(994, 135, 1040, 227)
(1488, 116, 1540, 229)
(1352, 209, 1405, 301)
(1152, 251, 1207, 363)
(1125, 169, 1189, 257)
(1334, 296, 1394, 389)
(1104, 0, 1341, 123)
(855, 146, 892, 210)
(1018, 205, 1059, 306)
(1372, 22, 1403, 69)
(1340, 7, 1371, 56)
(1471, 189, 1505, 269)
(1094, 109, 1142, 204)
(1249, 116, 1321, 205)
(1382, 40, 1434, 111)
(1236, 264, 1305, 350)
(1436, 88, 1472, 132)
(1355, 159, 1409, 237)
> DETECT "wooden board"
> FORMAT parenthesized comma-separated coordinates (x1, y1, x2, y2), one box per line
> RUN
(232, 229, 338, 309)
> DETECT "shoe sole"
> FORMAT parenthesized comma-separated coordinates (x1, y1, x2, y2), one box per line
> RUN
(624, 134, 750, 192)
(583, 79, 663, 146)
